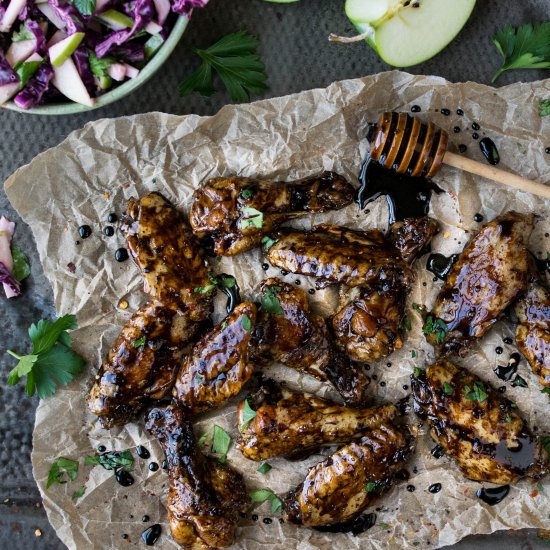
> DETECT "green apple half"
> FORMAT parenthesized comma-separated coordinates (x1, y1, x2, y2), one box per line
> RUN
(344, 0, 476, 67)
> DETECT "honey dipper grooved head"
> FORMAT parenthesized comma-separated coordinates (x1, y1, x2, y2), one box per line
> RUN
(370, 112, 448, 178)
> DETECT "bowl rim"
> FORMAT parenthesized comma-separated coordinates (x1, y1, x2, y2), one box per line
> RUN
(4, 14, 189, 116)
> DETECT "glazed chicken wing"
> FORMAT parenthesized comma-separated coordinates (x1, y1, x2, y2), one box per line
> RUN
(411, 360, 547, 484)
(515, 273, 550, 388)
(283, 423, 415, 527)
(265, 224, 409, 287)
(388, 216, 439, 265)
(237, 379, 399, 461)
(251, 278, 370, 406)
(428, 212, 533, 356)
(189, 172, 354, 256)
(123, 192, 212, 320)
(146, 405, 248, 549)
(87, 300, 200, 428)
(173, 302, 257, 414)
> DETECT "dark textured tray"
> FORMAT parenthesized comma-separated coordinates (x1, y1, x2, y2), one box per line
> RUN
(0, 0, 549, 548)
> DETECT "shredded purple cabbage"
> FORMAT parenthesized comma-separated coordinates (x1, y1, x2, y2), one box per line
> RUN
(47, 0, 87, 35)
(13, 61, 53, 109)
(18, 0, 41, 21)
(0, 262, 21, 297)
(73, 46, 95, 94)
(25, 19, 46, 54)
(0, 49, 18, 86)
(171, 0, 207, 16)
(113, 41, 144, 62)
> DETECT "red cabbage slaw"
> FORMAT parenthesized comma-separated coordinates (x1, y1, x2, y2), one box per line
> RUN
(0, 0, 208, 109)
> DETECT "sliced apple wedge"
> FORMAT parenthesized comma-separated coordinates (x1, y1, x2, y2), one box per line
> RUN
(51, 57, 95, 107)
(49, 32, 85, 67)
(344, 0, 476, 67)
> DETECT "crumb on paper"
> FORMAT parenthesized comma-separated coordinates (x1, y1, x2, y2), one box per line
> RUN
(118, 299, 129, 310)
(443, 231, 450, 239)
(35, 529, 42, 537)
(67, 262, 76, 273)
(103, 192, 110, 200)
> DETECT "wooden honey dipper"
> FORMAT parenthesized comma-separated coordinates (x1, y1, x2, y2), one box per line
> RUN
(369, 112, 550, 199)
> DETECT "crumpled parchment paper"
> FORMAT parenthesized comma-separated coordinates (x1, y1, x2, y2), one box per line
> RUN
(4, 70, 550, 550)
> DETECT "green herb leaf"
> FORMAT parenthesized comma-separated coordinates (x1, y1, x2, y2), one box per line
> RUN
(12, 25, 34, 42)
(422, 315, 448, 344)
(411, 350, 417, 359)
(505, 414, 512, 424)
(14, 60, 41, 90)
(261, 236, 276, 250)
(220, 275, 236, 288)
(541, 436, 550, 458)
(193, 283, 217, 294)
(492, 23, 550, 82)
(73, 0, 96, 16)
(249, 488, 283, 513)
(261, 285, 283, 315)
(72, 486, 86, 500)
(179, 31, 268, 102)
(413, 367, 423, 378)
(442, 382, 453, 395)
(464, 381, 488, 403)
(197, 431, 211, 446)
(365, 480, 386, 493)
(257, 463, 272, 474)
(400, 316, 411, 332)
(29, 314, 78, 354)
(132, 336, 146, 348)
(411, 303, 425, 313)
(242, 314, 252, 332)
(540, 99, 550, 117)
(240, 188, 255, 199)
(511, 374, 528, 388)
(89, 52, 114, 79)
(541, 388, 550, 394)
(212, 425, 231, 463)
(239, 206, 264, 230)
(378, 522, 391, 529)
(46, 457, 79, 489)
(85, 450, 134, 471)
(11, 245, 30, 281)
(239, 397, 257, 432)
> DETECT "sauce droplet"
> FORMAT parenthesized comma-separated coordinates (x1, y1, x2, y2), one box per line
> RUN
(426, 253, 459, 281)
(476, 485, 510, 505)
(458, 144, 467, 154)
(440, 108, 451, 116)
(308, 288, 315, 295)
(494, 353, 521, 382)
(78, 225, 92, 239)
(107, 213, 118, 223)
(472, 133, 479, 140)
(263, 518, 273, 525)
(479, 137, 500, 166)
(141, 524, 162, 546)
(142, 515, 150, 523)
(495, 346, 503, 354)
(98, 445, 106, 453)
(406, 484, 416, 492)
(161, 460, 167, 470)
(103, 226, 114, 237)
(149, 462, 159, 472)
(115, 248, 129, 262)
(411, 105, 421, 113)
(503, 337, 513, 345)
(261, 263, 269, 271)
(473, 213, 483, 222)
(456, 109, 464, 116)
(428, 483, 442, 493)
(453, 126, 461, 133)
(431, 445, 444, 459)
(115, 469, 134, 487)
(136, 445, 150, 459)
(217, 273, 241, 314)
(472, 122, 481, 131)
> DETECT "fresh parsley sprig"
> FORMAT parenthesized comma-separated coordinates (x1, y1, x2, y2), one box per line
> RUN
(6, 314, 86, 399)
(249, 488, 283, 513)
(179, 31, 268, 102)
(464, 381, 488, 403)
(492, 23, 550, 82)
(422, 315, 448, 344)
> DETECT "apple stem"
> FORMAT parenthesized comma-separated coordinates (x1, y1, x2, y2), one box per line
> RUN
(328, 30, 373, 44)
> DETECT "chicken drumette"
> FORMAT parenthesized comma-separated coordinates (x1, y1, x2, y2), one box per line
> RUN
(173, 302, 257, 414)
(251, 278, 370, 406)
(146, 405, 248, 549)
(411, 360, 547, 484)
(189, 172, 354, 256)
(427, 212, 534, 356)
(237, 379, 399, 461)
(283, 423, 415, 528)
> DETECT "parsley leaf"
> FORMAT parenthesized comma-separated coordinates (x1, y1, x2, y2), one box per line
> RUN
(197, 431, 211, 446)
(492, 23, 550, 82)
(132, 336, 146, 348)
(413, 367, 423, 378)
(422, 315, 448, 344)
(442, 382, 454, 395)
(85, 450, 134, 471)
(239, 397, 257, 432)
(212, 425, 231, 463)
(12, 25, 34, 42)
(541, 436, 550, 458)
(249, 488, 283, 513)
(261, 235, 276, 250)
(72, 486, 86, 500)
(261, 285, 283, 315)
(540, 99, 550, 117)
(14, 60, 41, 90)
(46, 457, 79, 489)
(11, 245, 30, 281)
(241, 314, 252, 332)
(365, 480, 386, 493)
(73, 0, 96, 16)
(179, 31, 268, 102)
(464, 381, 488, 403)
(541, 388, 550, 395)
(89, 52, 114, 79)
(6, 315, 85, 399)
(239, 206, 264, 230)
(257, 463, 272, 474)
(400, 316, 411, 332)
(240, 188, 255, 199)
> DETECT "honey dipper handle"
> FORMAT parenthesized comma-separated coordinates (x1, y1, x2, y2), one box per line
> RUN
(443, 151, 550, 199)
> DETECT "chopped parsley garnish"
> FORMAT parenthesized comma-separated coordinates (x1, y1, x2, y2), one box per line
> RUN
(6, 314, 86, 399)
(11, 245, 30, 281)
(194, 273, 236, 294)
(540, 99, 550, 118)
(464, 381, 488, 403)
(261, 235, 276, 250)
(132, 336, 146, 348)
(365, 480, 386, 493)
(212, 425, 231, 463)
(239, 206, 264, 230)
(85, 450, 134, 471)
(505, 414, 512, 424)
(400, 316, 412, 332)
(423, 315, 448, 344)
(411, 350, 417, 359)
(442, 382, 453, 395)
(240, 188, 255, 199)
(197, 431, 211, 446)
(257, 463, 272, 474)
(239, 397, 257, 432)
(241, 314, 252, 331)
(413, 367, 423, 378)
(541, 388, 550, 395)
(46, 457, 79, 489)
(261, 285, 283, 315)
(249, 488, 283, 513)
(72, 486, 86, 500)
(541, 436, 550, 458)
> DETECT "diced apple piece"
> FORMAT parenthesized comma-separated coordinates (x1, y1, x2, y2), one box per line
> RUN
(6, 39, 36, 67)
(51, 57, 95, 107)
(37, 4, 66, 30)
(153, 0, 170, 25)
(96, 9, 133, 30)
(124, 64, 139, 79)
(346, 0, 393, 24)
(145, 21, 162, 35)
(47, 30, 66, 48)
(0, 0, 27, 32)
(49, 32, 85, 67)
(107, 63, 127, 81)
(0, 82, 20, 105)
(26, 53, 43, 63)
(94, 0, 111, 12)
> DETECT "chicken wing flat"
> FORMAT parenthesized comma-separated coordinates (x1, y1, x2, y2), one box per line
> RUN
(87, 300, 200, 428)
(428, 212, 534, 356)
(265, 224, 409, 287)
(283, 423, 415, 527)
(123, 192, 212, 321)
(411, 360, 547, 484)
(388, 216, 439, 264)
(146, 405, 248, 549)
(515, 273, 550, 388)
(173, 302, 257, 414)
(189, 172, 354, 256)
(251, 278, 370, 406)
(237, 379, 399, 461)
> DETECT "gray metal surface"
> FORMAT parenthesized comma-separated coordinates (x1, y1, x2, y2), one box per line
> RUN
(0, 0, 549, 548)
